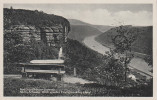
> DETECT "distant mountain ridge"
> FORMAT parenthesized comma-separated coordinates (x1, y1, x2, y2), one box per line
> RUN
(68, 25, 102, 42)
(92, 25, 114, 33)
(68, 19, 90, 25)
(68, 19, 114, 32)
(68, 19, 113, 42)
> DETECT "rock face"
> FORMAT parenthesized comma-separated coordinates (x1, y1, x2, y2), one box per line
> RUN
(5, 25, 41, 42)
(4, 8, 70, 47)
(5, 24, 69, 47)
(39, 25, 69, 47)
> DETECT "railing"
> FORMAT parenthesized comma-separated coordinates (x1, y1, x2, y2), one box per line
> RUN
(25, 69, 65, 74)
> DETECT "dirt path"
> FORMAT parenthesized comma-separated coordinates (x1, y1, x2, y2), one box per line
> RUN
(4, 74, 93, 84)
(63, 75, 93, 84)
(4, 74, 22, 78)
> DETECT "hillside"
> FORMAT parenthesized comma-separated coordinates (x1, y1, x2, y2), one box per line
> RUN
(68, 19, 114, 42)
(92, 25, 114, 33)
(68, 19, 90, 25)
(68, 25, 102, 42)
(95, 26, 153, 55)
(68, 19, 113, 33)
(64, 38, 104, 79)
(4, 38, 153, 96)
(3, 8, 70, 74)
(4, 8, 70, 31)
(3, 9, 153, 96)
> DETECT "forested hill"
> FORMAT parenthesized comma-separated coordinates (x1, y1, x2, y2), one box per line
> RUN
(3, 8, 71, 73)
(68, 25, 102, 42)
(68, 19, 113, 32)
(95, 26, 153, 55)
(4, 8, 70, 30)
(68, 19, 102, 42)
(68, 19, 113, 42)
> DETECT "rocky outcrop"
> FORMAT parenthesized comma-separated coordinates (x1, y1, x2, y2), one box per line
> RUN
(4, 8, 70, 46)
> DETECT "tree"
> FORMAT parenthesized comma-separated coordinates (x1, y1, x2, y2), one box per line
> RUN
(144, 47, 153, 73)
(94, 52, 126, 86)
(111, 25, 138, 82)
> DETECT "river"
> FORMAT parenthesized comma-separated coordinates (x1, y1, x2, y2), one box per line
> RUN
(83, 35, 152, 78)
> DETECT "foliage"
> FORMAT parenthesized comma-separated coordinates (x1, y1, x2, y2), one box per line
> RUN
(64, 39, 104, 79)
(120, 78, 153, 96)
(144, 47, 153, 66)
(4, 78, 83, 96)
(64, 39, 125, 86)
(4, 77, 153, 96)
(144, 47, 153, 73)
(4, 33, 153, 96)
(95, 25, 153, 55)
(4, 8, 70, 31)
(111, 25, 138, 82)
(3, 8, 71, 74)
(94, 53, 125, 86)
(91, 25, 138, 86)
(4, 31, 58, 74)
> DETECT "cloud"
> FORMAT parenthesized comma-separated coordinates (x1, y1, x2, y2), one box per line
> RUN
(4, 4, 152, 26)
(114, 11, 152, 26)
(49, 8, 152, 26)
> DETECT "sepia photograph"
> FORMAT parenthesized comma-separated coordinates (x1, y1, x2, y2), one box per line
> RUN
(2, 1, 156, 98)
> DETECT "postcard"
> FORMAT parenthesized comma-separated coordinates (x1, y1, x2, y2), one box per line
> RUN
(1, 0, 157, 99)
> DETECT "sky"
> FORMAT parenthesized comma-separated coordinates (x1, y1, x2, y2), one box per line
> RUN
(4, 4, 152, 26)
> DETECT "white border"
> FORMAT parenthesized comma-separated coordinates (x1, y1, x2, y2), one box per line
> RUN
(0, 0, 157, 100)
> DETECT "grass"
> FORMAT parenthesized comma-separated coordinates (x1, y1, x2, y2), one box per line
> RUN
(4, 77, 152, 96)
(3, 77, 124, 96)
(4, 77, 83, 96)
